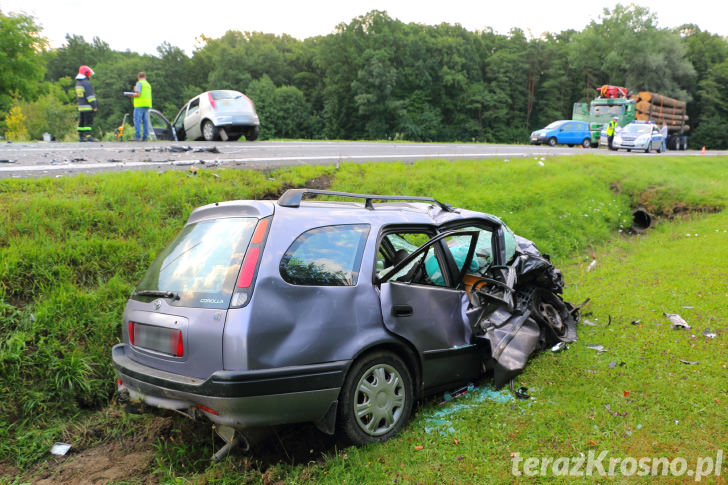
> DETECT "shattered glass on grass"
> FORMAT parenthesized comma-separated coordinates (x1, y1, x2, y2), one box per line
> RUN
(422, 385, 514, 434)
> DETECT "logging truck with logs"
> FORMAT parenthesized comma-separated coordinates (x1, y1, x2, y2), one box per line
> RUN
(572, 86, 689, 150)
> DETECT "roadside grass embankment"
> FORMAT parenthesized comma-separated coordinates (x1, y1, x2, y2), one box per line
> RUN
(0, 154, 727, 481)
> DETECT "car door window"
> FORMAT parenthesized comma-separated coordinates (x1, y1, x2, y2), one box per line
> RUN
(187, 98, 200, 119)
(445, 227, 493, 274)
(173, 105, 187, 131)
(377, 232, 445, 286)
(378, 230, 478, 288)
(280, 224, 370, 286)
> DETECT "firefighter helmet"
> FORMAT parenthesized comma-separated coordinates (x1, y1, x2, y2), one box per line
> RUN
(78, 65, 94, 77)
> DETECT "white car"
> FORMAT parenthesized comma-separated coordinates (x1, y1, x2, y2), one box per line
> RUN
(611, 121, 664, 153)
(169, 90, 260, 141)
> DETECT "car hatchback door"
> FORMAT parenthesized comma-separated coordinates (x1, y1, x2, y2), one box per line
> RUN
(123, 216, 261, 379)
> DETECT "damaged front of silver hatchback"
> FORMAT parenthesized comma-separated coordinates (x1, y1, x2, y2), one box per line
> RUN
(471, 235, 581, 388)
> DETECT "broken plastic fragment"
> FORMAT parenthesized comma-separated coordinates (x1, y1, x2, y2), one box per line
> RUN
(582, 319, 597, 326)
(514, 387, 530, 399)
(587, 260, 597, 272)
(551, 341, 566, 353)
(609, 360, 617, 369)
(664, 313, 691, 330)
(702, 329, 717, 338)
(586, 344, 608, 353)
(50, 442, 72, 456)
(679, 359, 699, 365)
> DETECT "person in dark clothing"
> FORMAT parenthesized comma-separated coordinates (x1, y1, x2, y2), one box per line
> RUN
(75, 65, 98, 142)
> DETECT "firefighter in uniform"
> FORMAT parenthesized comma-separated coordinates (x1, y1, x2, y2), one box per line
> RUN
(75, 65, 98, 142)
(606, 117, 618, 150)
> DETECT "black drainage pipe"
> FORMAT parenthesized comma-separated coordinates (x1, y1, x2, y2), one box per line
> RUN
(631, 208, 653, 233)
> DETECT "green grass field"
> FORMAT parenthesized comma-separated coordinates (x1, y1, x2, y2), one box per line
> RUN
(1, 154, 727, 483)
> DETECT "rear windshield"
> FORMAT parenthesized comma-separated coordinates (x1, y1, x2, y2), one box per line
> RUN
(134, 217, 257, 309)
(211, 90, 245, 100)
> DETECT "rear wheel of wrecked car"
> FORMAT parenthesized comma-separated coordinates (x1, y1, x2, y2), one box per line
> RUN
(245, 125, 259, 141)
(581, 138, 591, 148)
(202, 120, 218, 141)
(548, 137, 557, 147)
(338, 351, 413, 445)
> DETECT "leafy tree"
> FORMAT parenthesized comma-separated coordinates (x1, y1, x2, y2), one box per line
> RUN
(12, 82, 77, 141)
(352, 48, 401, 139)
(568, 4, 695, 99)
(0, 11, 46, 113)
(44, 35, 114, 83)
(246, 75, 277, 140)
(271, 85, 313, 139)
(692, 60, 728, 149)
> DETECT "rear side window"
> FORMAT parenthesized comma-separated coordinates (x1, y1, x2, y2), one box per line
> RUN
(135, 217, 257, 309)
(280, 225, 370, 286)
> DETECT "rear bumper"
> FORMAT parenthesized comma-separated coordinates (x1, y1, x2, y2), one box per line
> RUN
(112, 344, 346, 429)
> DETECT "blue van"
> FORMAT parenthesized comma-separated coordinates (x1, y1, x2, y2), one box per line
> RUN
(530, 120, 592, 148)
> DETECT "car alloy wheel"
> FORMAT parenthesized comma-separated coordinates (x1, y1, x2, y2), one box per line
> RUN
(338, 351, 412, 445)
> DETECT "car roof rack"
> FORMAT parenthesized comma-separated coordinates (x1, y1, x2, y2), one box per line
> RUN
(277, 188, 454, 211)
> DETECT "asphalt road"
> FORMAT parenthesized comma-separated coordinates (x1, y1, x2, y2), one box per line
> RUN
(0, 140, 713, 179)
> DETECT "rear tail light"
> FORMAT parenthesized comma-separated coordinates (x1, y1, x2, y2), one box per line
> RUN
(196, 403, 219, 415)
(208, 92, 216, 110)
(175, 329, 184, 357)
(231, 217, 271, 307)
(128, 321, 135, 345)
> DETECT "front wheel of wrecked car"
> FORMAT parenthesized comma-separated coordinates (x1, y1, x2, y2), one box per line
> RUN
(529, 289, 578, 346)
(337, 351, 413, 446)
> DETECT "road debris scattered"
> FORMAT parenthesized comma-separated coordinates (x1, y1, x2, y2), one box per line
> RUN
(50, 442, 72, 456)
(679, 359, 699, 365)
(586, 344, 608, 353)
(664, 313, 691, 330)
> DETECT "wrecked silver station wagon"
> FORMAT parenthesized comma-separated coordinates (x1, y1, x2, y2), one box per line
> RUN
(112, 189, 579, 453)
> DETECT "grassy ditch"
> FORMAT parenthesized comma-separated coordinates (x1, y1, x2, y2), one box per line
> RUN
(1, 154, 727, 480)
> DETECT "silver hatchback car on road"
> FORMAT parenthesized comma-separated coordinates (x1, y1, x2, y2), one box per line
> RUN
(112, 189, 579, 452)
(170, 90, 260, 142)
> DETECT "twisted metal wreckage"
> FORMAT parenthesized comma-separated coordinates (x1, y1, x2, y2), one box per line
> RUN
(471, 235, 584, 388)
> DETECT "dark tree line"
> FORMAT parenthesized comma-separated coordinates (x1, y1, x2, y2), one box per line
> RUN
(3, 5, 728, 147)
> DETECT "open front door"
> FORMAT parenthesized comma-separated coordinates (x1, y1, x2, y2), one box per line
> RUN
(378, 230, 482, 391)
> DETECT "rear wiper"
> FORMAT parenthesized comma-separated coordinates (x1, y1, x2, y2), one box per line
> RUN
(134, 290, 180, 300)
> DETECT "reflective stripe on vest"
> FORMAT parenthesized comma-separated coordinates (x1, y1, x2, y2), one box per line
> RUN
(133, 79, 152, 108)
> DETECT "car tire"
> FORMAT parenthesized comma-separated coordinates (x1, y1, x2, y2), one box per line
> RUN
(548, 137, 557, 147)
(337, 351, 413, 446)
(202, 120, 218, 141)
(245, 126, 259, 141)
(581, 138, 591, 148)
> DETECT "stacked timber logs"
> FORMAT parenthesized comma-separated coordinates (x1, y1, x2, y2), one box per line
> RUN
(632, 92, 689, 134)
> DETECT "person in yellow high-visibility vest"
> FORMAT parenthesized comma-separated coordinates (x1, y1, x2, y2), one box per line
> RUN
(606, 117, 618, 150)
(126, 72, 153, 141)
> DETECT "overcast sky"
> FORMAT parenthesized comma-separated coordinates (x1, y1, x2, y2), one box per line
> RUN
(3, 0, 726, 56)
